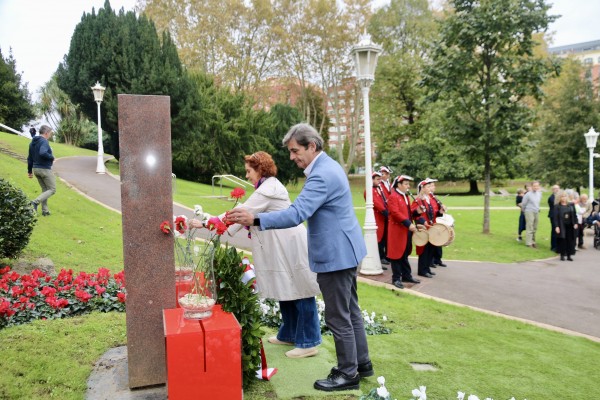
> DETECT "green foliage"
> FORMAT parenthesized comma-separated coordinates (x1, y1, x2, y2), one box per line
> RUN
(529, 58, 600, 188)
(0, 47, 35, 130)
(267, 104, 306, 185)
(214, 244, 263, 388)
(0, 178, 37, 259)
(422, 0, 558, 231)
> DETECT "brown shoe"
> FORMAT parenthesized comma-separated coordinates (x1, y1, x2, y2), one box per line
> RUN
(286, 347, 319, 358)
(268, 336, 294, 346)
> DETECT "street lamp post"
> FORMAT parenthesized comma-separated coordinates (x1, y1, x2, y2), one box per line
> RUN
(91, 82, 106, 174)
(351, 33, 383, 276)
(584, 127, 599, 200)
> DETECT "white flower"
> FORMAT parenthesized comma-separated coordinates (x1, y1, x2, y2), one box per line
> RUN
(193, 205, 203, 216)
(377, 376, 386, 386)
(377, 386, 389, 398)
(412, 386, 426, 400)
(382, 315, 388, 322)
(371, 311, 376, 319)
(467, 395, 480, 400)
(457, 391, 465, 400)
(484, 398, 494, 400)
(193, 245, 200, 256)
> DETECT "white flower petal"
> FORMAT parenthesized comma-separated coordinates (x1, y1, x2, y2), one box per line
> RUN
(377, 376, 385, 385)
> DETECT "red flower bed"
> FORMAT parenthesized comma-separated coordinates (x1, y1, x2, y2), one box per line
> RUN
(0, 266, 126, 329)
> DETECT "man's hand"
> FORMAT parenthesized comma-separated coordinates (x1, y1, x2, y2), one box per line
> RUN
(226, 208, 254, 226)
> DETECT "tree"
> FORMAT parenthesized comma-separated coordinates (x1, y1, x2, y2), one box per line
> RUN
(267, 103, 306, 184)
(422, 0, 557, 233)
(529, 58, 600, 189)
(56, 0, 201, 158)
(37, 75, 93, 146)
(369, 0, 437, 155)
(0, 47, 35, 130)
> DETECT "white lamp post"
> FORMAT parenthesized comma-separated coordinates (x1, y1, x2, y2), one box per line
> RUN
(91, 82, 106, 174)
(584, 127, 599, 200)
(351, 33, 383, 276)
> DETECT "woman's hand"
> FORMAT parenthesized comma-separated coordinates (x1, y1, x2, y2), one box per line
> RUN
(555, 227, 560, 234)
(189, 219, 203, 229)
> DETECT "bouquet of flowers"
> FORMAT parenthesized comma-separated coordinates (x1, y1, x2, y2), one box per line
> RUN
(159, 187, 246, 319)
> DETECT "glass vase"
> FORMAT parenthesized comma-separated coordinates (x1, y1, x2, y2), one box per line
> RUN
(174, 239, 194, 282)
(177, 241, 217, 319)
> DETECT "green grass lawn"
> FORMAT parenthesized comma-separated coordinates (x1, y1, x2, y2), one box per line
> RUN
(2, 131, 598, 399)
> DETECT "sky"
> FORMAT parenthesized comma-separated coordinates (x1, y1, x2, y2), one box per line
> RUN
(1, 0, 599, 101)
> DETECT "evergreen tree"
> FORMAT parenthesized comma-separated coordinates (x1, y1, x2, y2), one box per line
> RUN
(0, 47, 35, 130)
(56, 0, 201, 158)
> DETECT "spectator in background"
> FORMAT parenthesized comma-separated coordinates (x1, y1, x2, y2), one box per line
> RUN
(576, 193, 591, 249)
(548, 184, 560, 252)
(27, 125, 56, 217)
(516, 188, 526, 242)
(521, 181, 542, 248)
(365, 171, 389, 269)
(553, 190, 578, 261)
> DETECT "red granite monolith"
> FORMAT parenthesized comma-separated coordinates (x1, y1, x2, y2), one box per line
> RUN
(118, 94, 176, 388)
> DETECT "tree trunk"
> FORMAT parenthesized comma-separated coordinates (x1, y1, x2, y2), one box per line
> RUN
(468, 180, 479, 194)
(482, 155, 491, 234)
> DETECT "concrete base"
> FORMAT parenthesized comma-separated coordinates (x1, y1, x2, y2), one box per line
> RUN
(86, 347, 166, 400)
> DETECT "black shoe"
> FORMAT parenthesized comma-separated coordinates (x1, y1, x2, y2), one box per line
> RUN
(429, 271, 436, 275)
(567, 257, 573, 261)
(357, 361, 374, 378)
(418, 273, 433, 278)
(380, 259, 390, 265)
(430, 264, 437, 268)
(381, 266, 388, 270)
(402, 277, 421, 284)
(314, 369, 360, 392)
(392, 280, 404, 289)
(42, 211, 51, 216)
(560, 256, 565, 261)
(437, 262, 447, 267)
(30, 201, 39, 213)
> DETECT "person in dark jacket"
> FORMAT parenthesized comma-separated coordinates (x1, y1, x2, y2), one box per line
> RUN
(548, 184, 560, 252)
(27, 125, 55, 216)
(553, 190, 578, 261)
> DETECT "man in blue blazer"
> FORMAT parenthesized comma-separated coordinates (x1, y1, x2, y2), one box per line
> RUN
(228, 123, 372, 392)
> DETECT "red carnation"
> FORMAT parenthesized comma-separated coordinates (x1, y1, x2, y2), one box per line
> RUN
(230, 187, 246, 200)
(160, 220, 171, 234)
(174, 216, 187, 234)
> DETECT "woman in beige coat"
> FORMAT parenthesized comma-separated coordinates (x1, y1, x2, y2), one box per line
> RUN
(199, 151, 321, 358)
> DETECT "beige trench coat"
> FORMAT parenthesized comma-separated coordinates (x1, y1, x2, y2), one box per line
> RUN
(226, 177, 320, 301)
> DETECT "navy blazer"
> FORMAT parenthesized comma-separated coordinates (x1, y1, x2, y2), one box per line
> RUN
(258, 153, 367, 273)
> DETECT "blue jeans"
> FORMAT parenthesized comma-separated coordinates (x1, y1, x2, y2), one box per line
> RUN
(277, 297, 322, 348)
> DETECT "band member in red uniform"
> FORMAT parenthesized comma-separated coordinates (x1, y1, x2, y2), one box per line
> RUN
(365, 171, 389, 269)
(387, 175, 420, 288)
(379, 166, 393, 196)
(427, 178, 448, 268)
(411, 180, 436, 278)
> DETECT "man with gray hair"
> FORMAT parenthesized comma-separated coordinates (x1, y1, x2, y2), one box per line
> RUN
(228, 123, 372, 392)
(27, 125, 56, 216)
(521, 180, 542, 248)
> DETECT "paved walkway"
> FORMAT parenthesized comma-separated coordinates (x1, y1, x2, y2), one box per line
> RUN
(54, 156, 600, 341)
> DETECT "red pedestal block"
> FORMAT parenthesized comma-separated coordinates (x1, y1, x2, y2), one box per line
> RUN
(163, 306, 242, 400)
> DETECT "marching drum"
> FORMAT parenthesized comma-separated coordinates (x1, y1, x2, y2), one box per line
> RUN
(428, 223, 455, 247)
(436, 213, 454, 227)
(412, 228, 429, 246)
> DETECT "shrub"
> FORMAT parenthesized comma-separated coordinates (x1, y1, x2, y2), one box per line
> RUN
(0, 178, 37, 259)
(214, 244, 263, 389)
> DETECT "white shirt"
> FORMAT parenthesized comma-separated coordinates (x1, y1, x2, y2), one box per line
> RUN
(303, 151, 324, 177)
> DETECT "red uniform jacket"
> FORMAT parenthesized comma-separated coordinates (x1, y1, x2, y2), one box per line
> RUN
(411, 197, 435, 256)
(364, 187, 388, 242)
(386, 189, 413, 260)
